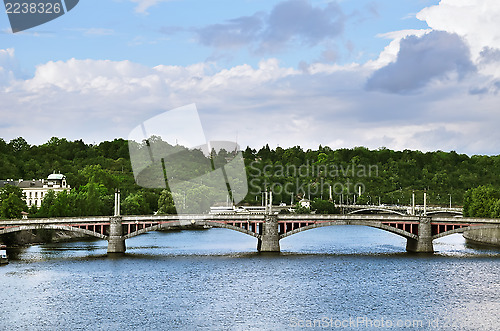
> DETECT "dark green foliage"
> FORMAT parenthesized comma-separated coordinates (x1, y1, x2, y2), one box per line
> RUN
(2, 136, 500, 217)
(157, 190, 177, 214)
(243, 146, 500, 208)
(0, 192, 27, 219)
(0, 186, 27, 219)
(311, 199, 338, 214)
(0, 185, 25, 202)
(122, 192, 148, 215)
(463, 186, 500, 218)
(294, 205, 311, 214)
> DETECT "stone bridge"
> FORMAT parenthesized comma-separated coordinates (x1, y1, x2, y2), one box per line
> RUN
(1, 214, 499, 254)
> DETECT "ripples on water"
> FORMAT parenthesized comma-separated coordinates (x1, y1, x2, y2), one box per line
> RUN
(1, 226, 499, 331)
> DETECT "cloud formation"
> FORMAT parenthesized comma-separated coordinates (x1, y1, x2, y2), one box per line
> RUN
(417, 0, 500, 62)
(195, 0, 345, 53)
(3, 1, 500, 156)
(196, 14, 264, 49)
(2, 49, 500, 155)
(366, 31, 475, 93)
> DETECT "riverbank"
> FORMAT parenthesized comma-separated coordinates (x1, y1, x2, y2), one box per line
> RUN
(0, 229, 91, 247)
(0, 224, 211, 248)
(464, 228, 500, 247)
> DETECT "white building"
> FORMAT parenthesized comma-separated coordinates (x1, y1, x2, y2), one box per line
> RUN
(0, 173, 71, 208)
(298, 198, 311, 209)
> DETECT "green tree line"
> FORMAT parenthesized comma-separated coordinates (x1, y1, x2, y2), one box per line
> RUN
(1, 137, 500, 218)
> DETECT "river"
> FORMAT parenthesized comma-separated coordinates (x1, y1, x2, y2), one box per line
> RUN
(1, 226, 499, 330)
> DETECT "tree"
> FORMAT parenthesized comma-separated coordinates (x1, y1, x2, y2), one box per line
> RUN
(294, 205, 311, 214)
(79, 164, 118, 194)
(311, 198, 338, 214)
(34, 190, 56, 218)
(0, 185, 25, 202)
(157, 190, 177, 214)
(122, 192, 149, 215)
(463, 185, 500, 217)
(82, 183, 108, 216)
(8, 137, 30, 153)
(0, 192, 26, 219)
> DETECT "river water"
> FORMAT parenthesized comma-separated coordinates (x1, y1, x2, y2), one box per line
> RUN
(1, 226, 499, 331)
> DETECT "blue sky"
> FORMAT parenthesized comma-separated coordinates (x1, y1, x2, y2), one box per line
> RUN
(1, 0, 500, 154)
(1, 0, 433, 70)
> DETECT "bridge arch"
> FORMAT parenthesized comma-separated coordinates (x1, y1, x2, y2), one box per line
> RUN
(0, 224, 107, 240)
(347, 208, 408, 217)
(432, 224, 500, 240)
(197, 221, 261, 239)
(426, 210, 462, 216)
(124, 221, 261, 240)
(280, 221, 418, 240)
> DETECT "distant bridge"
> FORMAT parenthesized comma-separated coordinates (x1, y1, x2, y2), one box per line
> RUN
(213, 204, 463, 217)
(337, 204, 463, 216)
(1, 213, 498, 255)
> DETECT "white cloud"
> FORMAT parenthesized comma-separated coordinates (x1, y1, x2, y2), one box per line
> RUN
(1, 50, 500, 155)
(366, 31, 475, 93)
(417, 0, 500, 63)
(188, 0, 346, 54)
(5, 0, 500, 156)
(366, 29, 431, 70)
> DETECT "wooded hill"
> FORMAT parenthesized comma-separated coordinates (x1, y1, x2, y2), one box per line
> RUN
(1, 137, 499, 218)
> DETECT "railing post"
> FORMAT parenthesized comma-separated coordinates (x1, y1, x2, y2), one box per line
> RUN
(406, 216, 433, 253)
(107, 216, 126, 254)
(257, 215, 280, 252)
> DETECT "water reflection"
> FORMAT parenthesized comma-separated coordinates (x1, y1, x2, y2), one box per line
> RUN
(4, 226, 500, 261)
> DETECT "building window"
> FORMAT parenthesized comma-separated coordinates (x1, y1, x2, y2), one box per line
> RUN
(35, 192, 37, 198)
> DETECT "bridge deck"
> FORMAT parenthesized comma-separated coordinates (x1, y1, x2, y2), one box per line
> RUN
(1, 214, 499, 241)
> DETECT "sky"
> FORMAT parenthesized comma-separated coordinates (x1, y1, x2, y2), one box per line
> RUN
(1, 0, 500, 155)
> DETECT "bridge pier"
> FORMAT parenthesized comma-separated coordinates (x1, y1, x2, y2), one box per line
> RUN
(107, 216, 126, 254)
(406, 217, 434, 253)
(257, 215, 280, 252)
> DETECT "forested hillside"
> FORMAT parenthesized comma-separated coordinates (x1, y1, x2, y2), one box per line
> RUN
(1, 137, 500, 218)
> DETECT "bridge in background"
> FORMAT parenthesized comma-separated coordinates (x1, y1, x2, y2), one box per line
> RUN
(337, 204, 463, 216)
(1, 213, 499, 254)
(213, 204, 462, 217)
